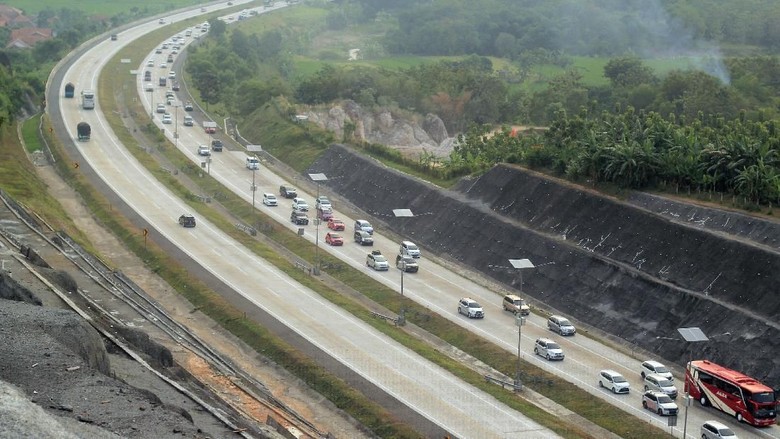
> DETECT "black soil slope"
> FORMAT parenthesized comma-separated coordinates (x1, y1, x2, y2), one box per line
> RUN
(308, 144, 780, 386)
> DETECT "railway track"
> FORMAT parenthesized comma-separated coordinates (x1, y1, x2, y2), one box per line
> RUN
(0, 189, 329, 439)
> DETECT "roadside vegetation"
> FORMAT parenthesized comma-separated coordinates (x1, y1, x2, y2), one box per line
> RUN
(184, 2, 780, 211)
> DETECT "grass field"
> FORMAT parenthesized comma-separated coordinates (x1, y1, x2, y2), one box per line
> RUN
(4, 0, 203, 17)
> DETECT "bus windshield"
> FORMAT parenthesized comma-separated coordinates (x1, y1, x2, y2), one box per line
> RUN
(751, 392, 777, 404)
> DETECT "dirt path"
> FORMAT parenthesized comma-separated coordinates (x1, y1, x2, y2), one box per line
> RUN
(33, 161, 367, 438)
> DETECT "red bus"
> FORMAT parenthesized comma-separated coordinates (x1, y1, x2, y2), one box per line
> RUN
(686, 360, 778, 427)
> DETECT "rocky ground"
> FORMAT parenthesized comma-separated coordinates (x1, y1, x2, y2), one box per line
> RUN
(0, 157, 369, 438)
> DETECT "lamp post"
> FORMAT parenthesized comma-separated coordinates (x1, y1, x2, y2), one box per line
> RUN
(173, 103, 179, 147)
(399, 258, 406, 296)
(149, 88, 154, 119)
(308, 173, 328, 275)
(508, 258, 534, 390)
(514, 314, 526, 391)
(393, 208, 415, 296)
(657, 328, 731, 439)
(250, 167, 257, 213)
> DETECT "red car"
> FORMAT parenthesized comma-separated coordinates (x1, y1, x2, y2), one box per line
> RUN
(327, 218, 345, 231)
(325, 232, 343, 246)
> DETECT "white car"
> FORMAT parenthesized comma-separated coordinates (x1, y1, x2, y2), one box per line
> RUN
(641, 360, 674, 381)
(291, 197, 309, 212)
(161, 113, 172, 124)
(366, 251, 389, 271)
(145, 84, 154, 92)
(315, 196, 331, 210)
(197, 145, 210, 156)
(701, 420, 737, 439)
(457, 298, 484, 319)
(159, 62, 168, 68)
(168, 71, 176, 79)
(262, 193, 278, 206)
(598, 370, 630, 394)
(146, 59, 154, 67)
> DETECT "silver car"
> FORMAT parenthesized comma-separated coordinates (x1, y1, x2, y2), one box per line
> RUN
(642, 390, 678, 416)
(534, 338, 564, 360)
(643, 373, 677, 399)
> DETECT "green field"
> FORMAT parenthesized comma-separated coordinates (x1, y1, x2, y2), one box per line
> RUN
(4, 0, 205, 17)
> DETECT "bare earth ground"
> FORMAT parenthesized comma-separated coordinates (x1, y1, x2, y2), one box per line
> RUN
(33, 162, 367, 438)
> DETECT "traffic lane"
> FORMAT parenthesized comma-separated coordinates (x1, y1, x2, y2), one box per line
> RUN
(146, 118, 776, 439)
(66, 100, 560, 438)
(61, 14, 561, 439)
(124, 9, 779, 439)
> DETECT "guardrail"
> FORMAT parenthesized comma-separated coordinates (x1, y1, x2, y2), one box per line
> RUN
(371, 311, 405, 326)
(234, 223, 257, 236)
(294, 260, 311, 275)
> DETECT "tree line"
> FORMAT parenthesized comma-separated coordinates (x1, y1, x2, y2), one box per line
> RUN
(449, 109, 780, 207)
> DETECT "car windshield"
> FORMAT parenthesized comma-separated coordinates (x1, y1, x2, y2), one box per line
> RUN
(374, 256, 387, 262)
(330, 234, 341, 239)
(468, 302, 481, 308)
(613, 375, 627, 383)
(408, 244, 419, 250)
(560, 319, 572, 326)
(657, 395, 673, 404)
(654, 365, 669, 373)
(658, 379, 673, 387)
(547, 343, 560, 350)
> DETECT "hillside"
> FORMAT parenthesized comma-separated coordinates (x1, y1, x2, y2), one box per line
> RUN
(307, 144, 780, 385)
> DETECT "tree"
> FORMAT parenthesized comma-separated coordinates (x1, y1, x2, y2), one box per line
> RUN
(603, 56, 656, 88)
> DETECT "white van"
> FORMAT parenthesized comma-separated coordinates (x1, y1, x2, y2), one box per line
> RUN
(183, 115, 193, 126)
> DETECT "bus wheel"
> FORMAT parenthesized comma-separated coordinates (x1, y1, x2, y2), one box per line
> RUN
(736, 412, 744, 423)
(699, 395, 709, 406)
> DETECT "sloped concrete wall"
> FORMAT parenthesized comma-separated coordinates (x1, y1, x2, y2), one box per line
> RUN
(308, 145, 780, 385)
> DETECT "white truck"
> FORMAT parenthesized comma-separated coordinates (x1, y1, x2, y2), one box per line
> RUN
(81, 90, 95, 109)
(246, 156, 260, 170)
(202, 121, 217, 134)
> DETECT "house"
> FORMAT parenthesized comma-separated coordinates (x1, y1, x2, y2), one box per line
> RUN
(6, 28, 53, 49)
(0, 4, 33, 28)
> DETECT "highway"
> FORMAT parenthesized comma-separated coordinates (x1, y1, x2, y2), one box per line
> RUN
(55, 2, 559, 438)
(53, 2, 779, 438)
(138, 15, 779, 439)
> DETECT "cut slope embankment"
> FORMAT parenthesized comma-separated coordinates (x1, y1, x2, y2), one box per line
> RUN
(309, 145, 780, 385)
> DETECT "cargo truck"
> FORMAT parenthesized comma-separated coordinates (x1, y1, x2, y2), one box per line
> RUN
(77, 122, 91, 141)
(81, 90, 95, 109)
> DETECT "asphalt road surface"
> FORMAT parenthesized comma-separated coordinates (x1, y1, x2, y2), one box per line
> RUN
(55, 3, 560, 438)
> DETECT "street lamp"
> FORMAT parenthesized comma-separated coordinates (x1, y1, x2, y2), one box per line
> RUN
(514, 314, 526, 391)
(250, 167, 257, 213)
(149, 88, 154, 119)
(656, 328, 730, 439)
(393, 209, 415, 296)
(509, 258, 534, 391)
(173, 103, 179, 147)
(508, 258, 535, 293)
(308, 172, 328, 275)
